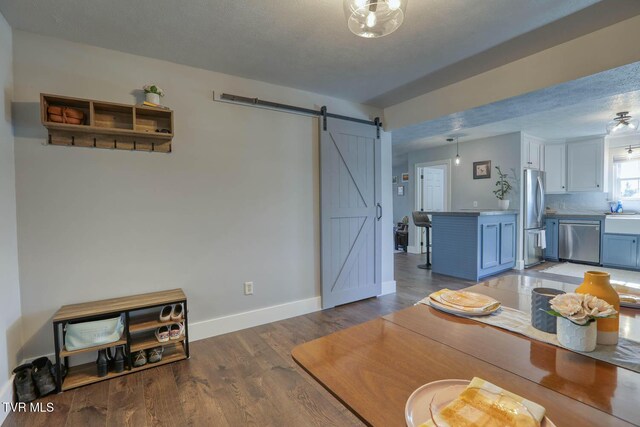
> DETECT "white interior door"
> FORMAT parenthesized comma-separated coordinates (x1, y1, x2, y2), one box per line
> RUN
(418, 166, 446, 254)
(320, 118, 381, 309)
(424, 167, 445, 212)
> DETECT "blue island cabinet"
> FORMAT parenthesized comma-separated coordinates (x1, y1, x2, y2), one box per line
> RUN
(430, 212, 518, 281)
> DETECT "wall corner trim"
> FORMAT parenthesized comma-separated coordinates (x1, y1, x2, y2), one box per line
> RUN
(0, 376, 14, 424)
(189, 296, 322, 341)
(380, 280, 397, 296)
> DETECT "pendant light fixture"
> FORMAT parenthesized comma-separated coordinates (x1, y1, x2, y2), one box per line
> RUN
(343, 0, 408, 38)
(448, 138, 460, 165)
(606, 112, 639, 135)
(628, 146, 634, 159)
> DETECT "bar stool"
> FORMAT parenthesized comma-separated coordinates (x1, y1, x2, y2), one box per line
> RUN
(412, 211, 432, 270)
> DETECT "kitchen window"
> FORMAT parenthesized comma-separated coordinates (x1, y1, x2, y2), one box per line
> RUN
(614, 157, 640, 200)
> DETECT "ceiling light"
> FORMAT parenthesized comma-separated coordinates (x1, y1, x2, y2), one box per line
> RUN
(448, 138, 460, 165)
(629, 147, 634, 159)
(606, 112, 639, 135)
(344, 0, 408, 38)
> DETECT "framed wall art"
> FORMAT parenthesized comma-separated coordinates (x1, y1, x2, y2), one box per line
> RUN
(473, 160, 491, 179)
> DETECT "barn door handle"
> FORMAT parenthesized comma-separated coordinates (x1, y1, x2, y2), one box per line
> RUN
(376, 203, 382, 220)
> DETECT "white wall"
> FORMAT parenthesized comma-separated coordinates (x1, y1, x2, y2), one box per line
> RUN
(392, 165, 410, 224)
(11, 30, 386, 358)
(0, 11, 22, 419)
(380, 132, 395, 294)
(398, 133, 522, 248)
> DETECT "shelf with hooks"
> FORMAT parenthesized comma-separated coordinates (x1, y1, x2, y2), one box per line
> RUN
(40, 94, 174, 153)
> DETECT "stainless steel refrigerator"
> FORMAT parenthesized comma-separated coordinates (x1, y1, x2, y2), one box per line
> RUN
(523, 169, 545, 267)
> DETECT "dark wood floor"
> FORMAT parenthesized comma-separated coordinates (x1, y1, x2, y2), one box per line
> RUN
(4, 253, 557, 427)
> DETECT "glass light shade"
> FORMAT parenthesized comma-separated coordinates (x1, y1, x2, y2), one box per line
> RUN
(344, 0, 408, 38)
(455, 155, 461, 165)
(606, 112, 639, 135)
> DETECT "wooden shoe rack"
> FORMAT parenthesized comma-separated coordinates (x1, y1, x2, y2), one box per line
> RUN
(51, 289, 189, 392)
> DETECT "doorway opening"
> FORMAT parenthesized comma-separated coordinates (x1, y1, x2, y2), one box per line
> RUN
(414, 160, 451, 255)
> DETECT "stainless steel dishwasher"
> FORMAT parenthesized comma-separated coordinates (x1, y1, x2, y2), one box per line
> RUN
(559, 220, 601, 264)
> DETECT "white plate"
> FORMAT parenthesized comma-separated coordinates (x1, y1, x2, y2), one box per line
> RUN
(427, 298, 500, 317)
(619, 294, 640, 309)
(620, 301, 640, 309)
(405, 379, 556, 427)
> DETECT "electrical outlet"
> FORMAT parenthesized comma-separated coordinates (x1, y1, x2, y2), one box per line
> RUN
(244, 281, 254, 295)
(473, 201, 478, 207)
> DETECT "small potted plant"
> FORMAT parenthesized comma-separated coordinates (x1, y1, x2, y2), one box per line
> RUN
(143, 84, 165, 105)
(493, 166, 513, 210)
(546, 293, 617, 352)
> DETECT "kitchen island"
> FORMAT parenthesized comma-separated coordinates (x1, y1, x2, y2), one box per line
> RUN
(427, 210, 518, 281)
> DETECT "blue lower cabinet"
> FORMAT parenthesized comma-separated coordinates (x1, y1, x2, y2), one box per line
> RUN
(478, 215, 517, 279)
(481, 223, 500, 269)
(602, 234, 638, 269)
(500, 221, 516, 265)
(544, 219, 559, 261)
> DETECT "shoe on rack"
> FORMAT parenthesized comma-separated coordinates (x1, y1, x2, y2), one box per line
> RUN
(113, 346, 125, 373)
(155, 325, 170, 343)
(159, 305, 173, 322)
(32, 357, 56, 396)
(133, 350, 147, 367)
(170, 304, 183, 321)
(147, 347, 164, 363)
(169, 323, 184, 340)
(49, 361, 67, 381)
(12, 364, 37, 403)
(96, 349, 109, 377)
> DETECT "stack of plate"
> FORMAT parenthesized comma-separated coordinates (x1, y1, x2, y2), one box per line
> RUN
(428, 289, 501, 316)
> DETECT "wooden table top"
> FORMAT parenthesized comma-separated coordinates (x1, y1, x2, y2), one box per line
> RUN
(53, 288, 186, 322)
(292, 275, 640, 427)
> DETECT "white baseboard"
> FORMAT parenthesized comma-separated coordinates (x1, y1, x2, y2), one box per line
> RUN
(1, 376, 14, 424)
(189, 296, 322, 341)
(407, 245, 422, 254)
(380, 280, 396, 295)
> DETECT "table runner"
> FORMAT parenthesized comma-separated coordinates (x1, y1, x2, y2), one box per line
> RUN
(417, 297, 640, 373)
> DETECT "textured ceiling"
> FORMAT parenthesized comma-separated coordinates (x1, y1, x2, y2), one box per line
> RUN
(0, 0, 608, 106)
(392, 61, 640, 165)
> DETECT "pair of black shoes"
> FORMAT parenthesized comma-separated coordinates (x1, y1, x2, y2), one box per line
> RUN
(13, 357, 60, 402)
(96, 346, 126, 377)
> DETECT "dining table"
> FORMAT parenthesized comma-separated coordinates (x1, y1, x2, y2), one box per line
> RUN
(291, 274, 640, 427)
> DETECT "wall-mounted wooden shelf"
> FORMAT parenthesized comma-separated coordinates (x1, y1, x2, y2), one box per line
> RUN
(40, 94, 174, 153)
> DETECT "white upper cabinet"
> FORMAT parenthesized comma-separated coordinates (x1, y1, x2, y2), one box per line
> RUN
(544, 143, 566, 193)
(567, 138, 607, 192)
(523, 135, 544, 170)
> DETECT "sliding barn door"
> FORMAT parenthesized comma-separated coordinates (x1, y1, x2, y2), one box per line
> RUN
(320, 118, 381, 309)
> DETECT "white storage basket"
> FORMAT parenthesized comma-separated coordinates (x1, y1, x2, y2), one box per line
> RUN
(64, 314, 125, 351)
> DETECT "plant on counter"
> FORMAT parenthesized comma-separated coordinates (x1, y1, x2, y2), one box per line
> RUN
(492, 166, 513, 200)
(546, 293, 617, 326)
